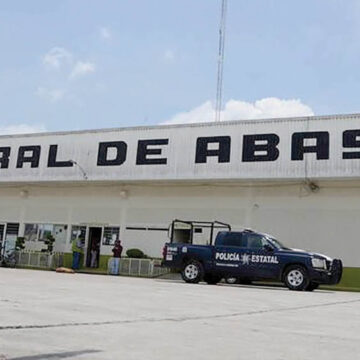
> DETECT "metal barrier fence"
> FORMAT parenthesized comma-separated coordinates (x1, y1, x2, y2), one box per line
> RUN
(14, 251, 169, 278)
(111, 258, 169, 277)
(15, 251, 64, 269)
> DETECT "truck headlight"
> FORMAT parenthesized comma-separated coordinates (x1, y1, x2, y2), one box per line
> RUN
(311, 258, 326, 269)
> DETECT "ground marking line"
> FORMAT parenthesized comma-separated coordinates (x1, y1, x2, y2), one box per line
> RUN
(1, 298, 359, 331)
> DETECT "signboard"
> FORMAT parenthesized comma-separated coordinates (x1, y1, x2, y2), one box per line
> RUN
(0, 114, 360, 182)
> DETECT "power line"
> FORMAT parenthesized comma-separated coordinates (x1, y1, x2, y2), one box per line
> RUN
(215, 0, 227, 122)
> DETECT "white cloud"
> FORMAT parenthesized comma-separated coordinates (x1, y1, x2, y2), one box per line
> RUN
(42, 47, 72, 69)
(0, 124, 47, 135)
(69, 61, 96, 79)
(164, 49, 175, 62)
(36, 87, 65, 102)
(100, 27, 111, 40)
(163, 97, 314, 124)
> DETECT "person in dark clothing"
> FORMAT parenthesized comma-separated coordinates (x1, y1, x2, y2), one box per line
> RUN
(109, 240, 123, 274)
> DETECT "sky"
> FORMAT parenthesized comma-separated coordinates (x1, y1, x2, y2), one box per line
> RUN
(0, 0, 360, 134)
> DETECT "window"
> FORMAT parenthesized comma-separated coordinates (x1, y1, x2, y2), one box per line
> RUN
(244, 233, 267, 249)
(216, 232, 246, 247)
(103, 227, 120, 246)
(24, 223, 68, 243)
(24, 224, 39, 242)
(2, 223, 19, 251)
(38, 224, 54, 242)
(126, 226, 168, 231)
(71, 226, 86, 243)
(53, 225, 67, 244)
(194, 228, 203, 233)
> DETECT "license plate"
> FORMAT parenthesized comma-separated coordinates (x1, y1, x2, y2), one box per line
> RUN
(166, 254, 173, 261)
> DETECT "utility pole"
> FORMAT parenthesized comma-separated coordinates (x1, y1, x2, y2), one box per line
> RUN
(215, 0, 227, 122)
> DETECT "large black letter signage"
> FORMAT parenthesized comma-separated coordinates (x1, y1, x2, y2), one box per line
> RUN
(343, 130, 360, 159)
(0, 147, 10, 169)
(136, 139, 168, 165)
(242, 134, 279, 162)
(291, 132, 329, 160)
(195, 136, 231, 163)
(16, 146, 41, 168)
(48, 145, 73, 167)
(97, 141, 127, 166)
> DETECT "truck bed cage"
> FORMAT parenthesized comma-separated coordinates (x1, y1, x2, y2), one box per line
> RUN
(170, 219, 231, 245)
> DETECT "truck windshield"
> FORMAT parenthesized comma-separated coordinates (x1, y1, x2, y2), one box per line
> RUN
(267, 237, 289, 250)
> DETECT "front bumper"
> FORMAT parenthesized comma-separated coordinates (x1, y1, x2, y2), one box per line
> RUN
(311, 259, 343, 285)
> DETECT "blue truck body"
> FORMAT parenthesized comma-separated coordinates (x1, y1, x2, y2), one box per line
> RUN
(162, 221, 342, 291)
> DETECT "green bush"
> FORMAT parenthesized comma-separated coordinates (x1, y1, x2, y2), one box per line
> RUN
(15, 237, 26, 251)
(126, 248, 147, 259)
(44, 234, 55, 253)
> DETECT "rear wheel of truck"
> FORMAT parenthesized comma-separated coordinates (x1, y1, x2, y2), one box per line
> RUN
(181, 260, 204, 284)
(204, 274, 222, 285)
(284, 265, 309, 291)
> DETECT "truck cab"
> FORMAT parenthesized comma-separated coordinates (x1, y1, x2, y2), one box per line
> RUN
(163, 220, 343, 291)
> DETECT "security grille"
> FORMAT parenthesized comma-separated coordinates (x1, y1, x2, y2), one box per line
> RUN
(6, 223, 19, 236)
(0, 224, 4, 242)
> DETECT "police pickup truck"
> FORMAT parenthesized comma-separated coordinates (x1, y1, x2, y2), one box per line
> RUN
(162, 220, 343, 291)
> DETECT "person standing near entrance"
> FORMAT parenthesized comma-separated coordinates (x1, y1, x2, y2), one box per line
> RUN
(72, 233, 84, 270)
(90, 241, 99, 268)
(109, 240, 123, 275)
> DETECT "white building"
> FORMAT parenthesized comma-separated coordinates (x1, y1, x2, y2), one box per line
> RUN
(0, 114, 360, 272)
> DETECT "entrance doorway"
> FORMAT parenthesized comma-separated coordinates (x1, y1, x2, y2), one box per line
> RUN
(86, 227, 102, 268)
(0, 223, 5, 256)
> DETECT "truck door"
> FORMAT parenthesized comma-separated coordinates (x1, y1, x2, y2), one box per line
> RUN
(242, 233, 280, 279)
(214, 232, 247, 275)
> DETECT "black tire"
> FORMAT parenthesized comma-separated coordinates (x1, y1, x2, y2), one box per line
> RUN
(305, 282, 319, 292)
(225, 276, 238, 284)
(204, 274, 222, 285)
(284, 265, 309, 291)
(181, 260, 204, 283)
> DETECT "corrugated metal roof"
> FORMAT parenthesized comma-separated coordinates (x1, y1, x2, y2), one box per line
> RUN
(1, 112, 360, 139)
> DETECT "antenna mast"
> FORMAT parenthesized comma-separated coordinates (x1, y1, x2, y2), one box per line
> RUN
(215, 0, 227, 122)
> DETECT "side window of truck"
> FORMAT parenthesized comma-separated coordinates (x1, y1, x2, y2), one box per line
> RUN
(244, 234, 267, 249)
(216, 232, 247, 247)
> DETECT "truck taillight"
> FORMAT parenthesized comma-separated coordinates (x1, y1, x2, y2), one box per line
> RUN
(162, 245, 167, 258)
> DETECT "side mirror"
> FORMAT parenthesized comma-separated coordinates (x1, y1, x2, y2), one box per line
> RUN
(263, 244, 274, 252)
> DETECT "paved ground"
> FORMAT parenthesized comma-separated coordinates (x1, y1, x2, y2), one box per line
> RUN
(0, 269, 359, 360)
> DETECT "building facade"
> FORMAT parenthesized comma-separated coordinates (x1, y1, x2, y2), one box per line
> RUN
(1, 114, 360, 272)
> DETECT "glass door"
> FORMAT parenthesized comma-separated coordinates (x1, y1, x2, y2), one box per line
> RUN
(4, 223, 19, 252)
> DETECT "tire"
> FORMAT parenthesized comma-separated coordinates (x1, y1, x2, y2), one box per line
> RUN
(284, 265, 309, 291)
(225, 276, 238, 284)
(204, 274, 222, 285)
(181, 260, 204, 284)
(305, 282, 319, 292)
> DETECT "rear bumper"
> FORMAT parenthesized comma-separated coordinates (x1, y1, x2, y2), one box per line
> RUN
(161, 259, 182, 270)
(311, 259, 343, 285)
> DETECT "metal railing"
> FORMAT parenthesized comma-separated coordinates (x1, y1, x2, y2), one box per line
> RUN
(13, 251, 169, 278)
(15, 251, 64, 269)
(114, 258, 169, 277)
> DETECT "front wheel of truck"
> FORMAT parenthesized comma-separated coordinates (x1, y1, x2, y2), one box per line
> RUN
(284, 265, 309, 291)
(181, 260, 204, 283)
